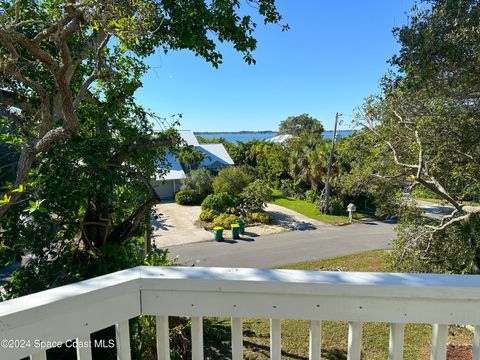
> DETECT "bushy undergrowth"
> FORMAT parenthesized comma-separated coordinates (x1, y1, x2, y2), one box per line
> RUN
(212, 213, 240, 229)
(175, 189, 204, 205)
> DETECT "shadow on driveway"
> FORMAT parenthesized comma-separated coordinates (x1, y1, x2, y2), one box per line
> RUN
(266, 211, 317, 231)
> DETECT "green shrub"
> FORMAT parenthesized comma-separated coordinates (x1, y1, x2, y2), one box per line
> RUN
(238, 180, 272, 215)
(212, 213, 240, 229)
(212, 166, 253, 196)
(201, 192, 236, 213)
(181, 168, 213, 196)
(279, 178, 305, 199)
(327, 196, 344, 215)
(247, 211, 272, 224)
(304, 190, 318, 203)
(175, 189, 203, 205)
(199, 209, 217, 222)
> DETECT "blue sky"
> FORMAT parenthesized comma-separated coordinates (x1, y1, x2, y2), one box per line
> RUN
(136, 1, 415, 131)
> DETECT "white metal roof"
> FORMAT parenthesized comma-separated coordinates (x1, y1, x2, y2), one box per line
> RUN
(155, 153, 186, 181)
(178, 130, 200, 146)
(267, 134, 293, 143)
(197, 144, 234, 167)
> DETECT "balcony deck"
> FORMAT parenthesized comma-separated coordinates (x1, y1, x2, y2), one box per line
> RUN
(1, 266, 480, 360)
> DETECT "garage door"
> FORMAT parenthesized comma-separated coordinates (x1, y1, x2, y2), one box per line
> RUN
(154, 181, 175, 200)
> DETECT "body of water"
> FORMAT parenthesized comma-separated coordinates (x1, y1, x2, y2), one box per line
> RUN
(195, 130, 353, 143)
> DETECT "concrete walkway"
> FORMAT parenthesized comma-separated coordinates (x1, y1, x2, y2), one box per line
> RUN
(152, 203, 212, 247)
(265, 203, 328, 230)
(166, 219, 395, 268)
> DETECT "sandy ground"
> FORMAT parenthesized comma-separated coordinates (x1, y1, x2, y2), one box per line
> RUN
(152, 202, 328, 247)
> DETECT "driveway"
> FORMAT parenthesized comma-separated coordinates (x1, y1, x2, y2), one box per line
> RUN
(265, 203, 328, 230)
(416, 200, 454, 220)
(152, 201, 329, 247)
(152, 202, 212, 247)
(166, 219, 395, 268)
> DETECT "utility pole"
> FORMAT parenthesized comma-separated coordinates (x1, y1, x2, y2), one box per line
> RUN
(323, 112, 341, 213)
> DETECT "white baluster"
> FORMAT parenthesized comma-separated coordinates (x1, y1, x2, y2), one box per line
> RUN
(30, 351, 47, 360)
(116, 320, 131, 360)
(156, 316, 171, 360)
(76, 335, 92, 360)
(270, 318, 281, 360)
(191, 317, 204, 360)
(388, 323, 405, 360)
(347, 322, 363, 360)
(473, 325, 480, 360)
(431, 324, 448, 360)
(231, 317, 243, 360)
(309, 320, 322, 360)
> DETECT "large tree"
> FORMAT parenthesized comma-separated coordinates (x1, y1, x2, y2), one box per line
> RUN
(356, 0, 480, 273)
(278, 113, 324, 137)
(0, 0, 285, 294)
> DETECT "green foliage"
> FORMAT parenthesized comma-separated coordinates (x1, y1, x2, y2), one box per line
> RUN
(350, 0, 480, 273)
(0, 0, 286, 301)
(279, 179, 306, 199)
(325, 197, 344, 216)
(228, 140, 263, 167)
(201, 192, 236, 214)
(175, 189, 203, 206)
(198, 209, 218, 222)
(249, 142, 289, 187)
(278, 114, 324, 137)
(177, 146, 207, 172)
(287, 136, 330, 191)
(238, 180, 272, 215)
(131, 316, 231, 360)
(181, 168, 213, 196)
(246, 211, 272, 224)
(304, 190, 318, 204)
(334, 131, 399, 217)
(212, 166, 253, 196)
(393, 212, 480, 274)
(411, 185, 442, 202)
(212, 213, 240, 229)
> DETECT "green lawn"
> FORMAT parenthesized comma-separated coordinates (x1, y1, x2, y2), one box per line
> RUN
(207, 251, 472, 360)
(271, 190, 367, 225)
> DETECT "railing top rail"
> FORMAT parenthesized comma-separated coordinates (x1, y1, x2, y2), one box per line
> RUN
(3, 265, 480, 319)
(139, 266, 480, 300)
(0, 267, 141, 318)
(2, 265, 480, 359)
(139, 266, 480, 288)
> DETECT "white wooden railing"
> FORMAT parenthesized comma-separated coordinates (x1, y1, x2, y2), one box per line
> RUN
(2, 266, 480, 360)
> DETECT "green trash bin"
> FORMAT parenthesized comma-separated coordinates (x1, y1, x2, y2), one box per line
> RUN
(236, 220, 246, 234)
(231, 224, 240, 239)
(213, 226, 223, 241)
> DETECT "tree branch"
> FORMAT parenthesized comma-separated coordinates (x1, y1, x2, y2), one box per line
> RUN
(116, 135, 178, 163)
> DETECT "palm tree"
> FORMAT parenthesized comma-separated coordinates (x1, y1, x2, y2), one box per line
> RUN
(288, 136, 329, 191)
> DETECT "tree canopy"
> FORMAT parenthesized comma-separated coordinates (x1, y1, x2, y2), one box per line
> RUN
(278, 113, 324, 137)
(354, 0, 480, 273)
(0, 0, 285, 297)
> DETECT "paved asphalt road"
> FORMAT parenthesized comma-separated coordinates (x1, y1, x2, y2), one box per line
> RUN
(166, 219, 396, 268)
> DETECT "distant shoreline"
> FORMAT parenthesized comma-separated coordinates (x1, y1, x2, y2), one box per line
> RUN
(194, 130, 353, 134)
(194, 131, 275, 134)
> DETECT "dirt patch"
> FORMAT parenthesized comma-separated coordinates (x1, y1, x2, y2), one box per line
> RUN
(205, 224, 287, 241)
(447, 344, 472, 360)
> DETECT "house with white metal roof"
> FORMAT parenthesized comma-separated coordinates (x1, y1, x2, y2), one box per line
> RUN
(152, 131, 234, 199)
(267, 133, 294, 144)
(197, 143, 234, 170)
